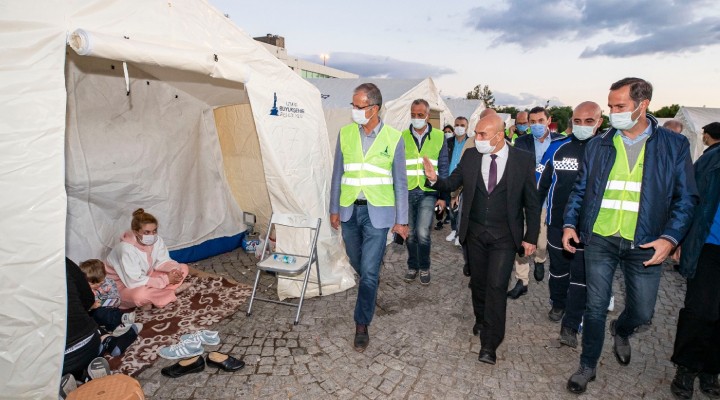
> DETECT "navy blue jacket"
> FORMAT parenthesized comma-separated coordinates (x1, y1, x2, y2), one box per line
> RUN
(679, 143, 720, 278)
(514, 131, 565, 181)
(563, 114, 698, 246)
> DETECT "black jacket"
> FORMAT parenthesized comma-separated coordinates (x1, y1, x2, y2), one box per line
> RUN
(65, 258, 98, 348)
(428, 145, 541, 249)
(513, 131, 565, 161)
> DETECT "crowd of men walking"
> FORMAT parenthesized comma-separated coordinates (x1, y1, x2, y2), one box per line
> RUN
(329, 77, 720, 398)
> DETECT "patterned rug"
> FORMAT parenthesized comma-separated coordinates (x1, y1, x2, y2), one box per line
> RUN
(107, 275, 252, 377)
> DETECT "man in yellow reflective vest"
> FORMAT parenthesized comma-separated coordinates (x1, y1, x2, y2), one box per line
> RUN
(401, 99, 450, 285)
(562, 77, 698, 394)
(330, 83, 409, 352)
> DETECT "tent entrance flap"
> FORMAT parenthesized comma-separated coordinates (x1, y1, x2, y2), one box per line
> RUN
(68, 29, 250, 85)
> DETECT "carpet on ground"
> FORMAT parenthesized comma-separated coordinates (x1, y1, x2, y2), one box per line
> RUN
(107, 274, 251, 377)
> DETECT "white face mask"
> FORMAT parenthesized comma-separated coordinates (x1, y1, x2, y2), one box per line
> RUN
(454, 126, 466, 137)
(444, 131, 454, 139)
(572, 122, 598, 140)
(140, 234, 158, 246)
(352, 108, 370, 125)
(475, 131, 502, 154)
(609, 104, 641, 131)
(411, 118, 427, 130)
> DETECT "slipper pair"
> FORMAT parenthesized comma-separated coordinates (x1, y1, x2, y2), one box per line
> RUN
(160, 352, 244, 378)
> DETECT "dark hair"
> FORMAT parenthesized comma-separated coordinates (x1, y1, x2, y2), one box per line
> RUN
(131, 208, 158, 232)
(443, 124, 454, 132)
(703, 122, 720, 140)
(455, 116, 468, 124)
(528, 106, 550, 119)
(411, 98, 430, 112)
(354, 83, 383, 109)
(610, 77, 653, 106)
(79, 259, 106, 284)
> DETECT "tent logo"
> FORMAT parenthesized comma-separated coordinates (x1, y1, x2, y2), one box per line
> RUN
(270, 92, 306, 119)
(270, 92, 279, 116)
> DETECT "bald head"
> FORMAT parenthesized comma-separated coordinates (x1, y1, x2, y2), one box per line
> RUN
(572, 101, 603, 136)
(479, 108, 497, 119)
(473, 114, 506, 153)
(515, 111, 528, 124)
(574, 101, 602, 119)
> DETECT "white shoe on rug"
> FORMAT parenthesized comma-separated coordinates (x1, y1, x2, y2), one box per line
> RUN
(445, 230, 457, 242)
(454, 237, 460, 246)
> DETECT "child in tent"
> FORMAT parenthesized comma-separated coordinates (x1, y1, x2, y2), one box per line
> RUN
(78, 259, 137, 335)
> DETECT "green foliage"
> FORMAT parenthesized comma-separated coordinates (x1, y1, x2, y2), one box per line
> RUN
(652, 104, 680, 118)
(466, 84, 496, 108)
(495, 106, 521, 116)
(547, 106, 573, 133)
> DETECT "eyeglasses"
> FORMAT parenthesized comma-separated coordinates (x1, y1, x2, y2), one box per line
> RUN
(350, 103, 376, 110)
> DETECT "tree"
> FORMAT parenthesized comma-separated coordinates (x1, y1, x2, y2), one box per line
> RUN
(548, 106, 573, 134)
(495, 106, 520, 116)
(467, 84, 496, 108)
(652, 104, 680, 118)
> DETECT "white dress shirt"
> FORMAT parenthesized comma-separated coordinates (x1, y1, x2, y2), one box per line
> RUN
(481, 143, 509, 191)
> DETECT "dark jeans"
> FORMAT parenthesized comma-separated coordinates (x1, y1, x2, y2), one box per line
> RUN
(341, 205, 389, 326)
(580, 234, 660, 368)
(672, 243, 720, 373)
(62, 330, 103, 380)
(448, 205, 459, 231)
(466, 221, 516, 352)
(546, 226, 586, 331)
(406, 190, 435, 271)
(90, 306, 123, 332)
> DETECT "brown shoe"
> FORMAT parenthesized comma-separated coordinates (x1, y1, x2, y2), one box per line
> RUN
(354, 324, 369, 352)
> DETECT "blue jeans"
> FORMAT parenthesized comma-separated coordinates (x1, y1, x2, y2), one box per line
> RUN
(341, 205, 389, 326)
(580, 234, 661, 368)
(407, 190, 435, 271)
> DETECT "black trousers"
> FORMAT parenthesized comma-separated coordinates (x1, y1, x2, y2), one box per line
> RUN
(672, 243, 720, 373)
(546, 226, 587, 331)
(466, 221, 516, 352)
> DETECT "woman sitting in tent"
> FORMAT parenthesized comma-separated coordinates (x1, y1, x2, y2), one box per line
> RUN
(106, 208, 190, 310)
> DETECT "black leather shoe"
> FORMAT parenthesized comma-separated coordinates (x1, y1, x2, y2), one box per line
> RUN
(548, 306, 565, 322)
(534, 262, 545, 282)
(559, 325, 578, 348)
(699, 372, 720, 399)
(507, 281, 528, 299)
(472, 323, 482, 336)
(161, 355, 205, 378)
(206, 352, 245, 371)
(610, 319, 631, 365)
(478, 349, 496, 365)
(354, 324, 369, 352)
(463, 263, 470, 277)
(671, 366, 698, 400)
(567, 364, 596, 394)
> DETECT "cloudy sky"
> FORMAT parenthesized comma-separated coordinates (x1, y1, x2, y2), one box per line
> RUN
(210, 0, 720, 111)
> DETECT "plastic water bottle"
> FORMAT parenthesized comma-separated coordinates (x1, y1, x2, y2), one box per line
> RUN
(273, 254, 296, 264)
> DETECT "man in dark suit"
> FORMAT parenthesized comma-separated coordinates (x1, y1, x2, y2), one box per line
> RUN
(423, 114, 541, 364)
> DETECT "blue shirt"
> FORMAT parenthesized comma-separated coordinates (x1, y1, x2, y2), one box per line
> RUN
(616, 123, 652, 145)
(450, 137, 466, 173)
(533, 135, 551, 165)
(707, 204, 720, 245)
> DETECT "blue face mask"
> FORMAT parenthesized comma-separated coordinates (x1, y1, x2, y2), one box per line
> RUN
(530, 124, 546, 138)
(515, 124, 528, 133)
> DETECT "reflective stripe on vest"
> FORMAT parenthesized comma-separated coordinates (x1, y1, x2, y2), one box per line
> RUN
(592, 134, 645, 240)
(402, 128, 443, 191)
(339, 123, 402, 207)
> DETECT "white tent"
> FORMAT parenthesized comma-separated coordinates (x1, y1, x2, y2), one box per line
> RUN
(307, 78, 454, 152)
(0, 1, 354, 397)
(444, 98, 486, 130)
(674, 107, 720, 160)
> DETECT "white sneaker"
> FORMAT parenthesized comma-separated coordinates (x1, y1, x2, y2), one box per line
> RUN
(112, 322, 143, 337)
(121, 311, 136, 325)
(454, 236, 460, 246)
(445, 230, 457, 242)
(180, 330, 221, 345)
(608, 295, 615, 311)
(158, 338, 203, 360)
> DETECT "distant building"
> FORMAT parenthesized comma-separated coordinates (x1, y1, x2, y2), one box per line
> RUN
(254, 34, 358, 79)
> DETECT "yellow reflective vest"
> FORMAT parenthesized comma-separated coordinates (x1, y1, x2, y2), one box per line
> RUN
(592, 134, 646, 240)
(402, 128, 444, 192)
(339, 123, 402, 207)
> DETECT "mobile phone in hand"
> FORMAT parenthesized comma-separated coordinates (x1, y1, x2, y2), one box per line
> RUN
(102, 298, 120, 307)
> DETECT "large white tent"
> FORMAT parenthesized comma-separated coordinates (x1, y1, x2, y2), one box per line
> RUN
(443, 98, 486, 129)
(307, 78, 454, 152)
(0, 1, 354, 397)
(674, 107, 720, 160)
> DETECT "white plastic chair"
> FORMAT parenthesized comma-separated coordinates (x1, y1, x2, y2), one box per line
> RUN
(246, 213, 322, 325)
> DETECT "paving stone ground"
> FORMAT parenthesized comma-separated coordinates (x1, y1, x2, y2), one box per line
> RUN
(136, 226, 696, 399)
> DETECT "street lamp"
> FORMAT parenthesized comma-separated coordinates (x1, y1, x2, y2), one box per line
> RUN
(320, 53, 329, 66)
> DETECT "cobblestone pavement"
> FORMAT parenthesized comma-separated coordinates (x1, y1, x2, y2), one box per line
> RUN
(137, 226, 692, 399)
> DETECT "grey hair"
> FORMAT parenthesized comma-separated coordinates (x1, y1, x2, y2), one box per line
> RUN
(354, 83, 383, 109)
